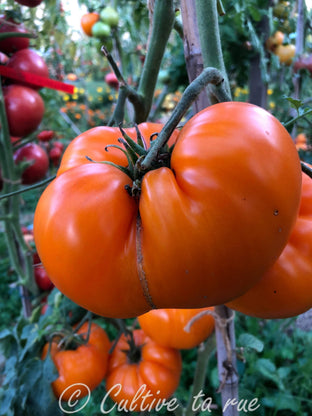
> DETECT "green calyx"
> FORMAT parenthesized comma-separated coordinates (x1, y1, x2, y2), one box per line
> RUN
(86, 124, 173, 198)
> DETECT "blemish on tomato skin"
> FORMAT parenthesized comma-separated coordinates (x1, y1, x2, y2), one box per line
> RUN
(273, 209, 279, 216)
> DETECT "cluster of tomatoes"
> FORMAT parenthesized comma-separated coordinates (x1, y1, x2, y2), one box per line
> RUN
(80, 6, 119, 40)
(265, 30, 296, 65)
(0, 10, 66, 189)
(41, 308, 215, 410)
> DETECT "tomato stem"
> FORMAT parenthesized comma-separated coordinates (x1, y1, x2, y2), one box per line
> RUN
(139, 67, 229, 172)
(0, 81, 39, 303)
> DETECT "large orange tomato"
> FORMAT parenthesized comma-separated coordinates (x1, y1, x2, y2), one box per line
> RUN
(138, 308, 215, 349)
(42, 322, 110, 400)
(33, 103, 301, 318)
(105, 329, 182, 411)
(227, 169, 312, 319)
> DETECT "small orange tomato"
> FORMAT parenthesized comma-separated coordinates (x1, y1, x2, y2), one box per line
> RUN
(266, 31, 285, 51)
(227, 169, 312, 319)
(105, 329, 182, 411)
(275, 44, 296, 65)
(81, 12, 100, 37)
(138, 308, 214, 349)
(42, 322, 110, 400)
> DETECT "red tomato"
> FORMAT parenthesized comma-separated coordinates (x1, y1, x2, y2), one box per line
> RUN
(34, 264, 54, 291)
(105, 329, 182, 411)
(4, 85, 45, 137)
(138, 308, 215, 349)
(33, 104, 301, 318)
(81, 12, 100, 37)
(49, 146, 63, 167)
(105, 72, 119, 89)
(37, 130, 55, 142)
(6, 49, 49, 89)
(227, 169, 312, 319)
(42, 322, 110, 400)
(14, 143, 49, 185)
(52, 141, 64, 151)
(0, 16, 30, 53)
(14, 0, 43, 6)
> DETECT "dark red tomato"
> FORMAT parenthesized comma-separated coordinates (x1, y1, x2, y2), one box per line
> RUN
(49, 146, 62, 167)
(37, 130, 55, 142)
(105, 72, 119, 89)
(7, 49, 49, 89)
(34, 264, 54, 291)
(14, 0, 43, 6)
(4, 85, 45, 137)
(52, 141, 64, 151)
(14, 143, 49, 185)
(0, 16, 30, 54)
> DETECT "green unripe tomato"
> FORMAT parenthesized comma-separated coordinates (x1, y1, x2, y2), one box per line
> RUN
(100, 6, 119, 27)
(91, 21, 111, 39)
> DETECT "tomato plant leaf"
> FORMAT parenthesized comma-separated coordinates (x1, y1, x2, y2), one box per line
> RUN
(238, 333, 264, 353)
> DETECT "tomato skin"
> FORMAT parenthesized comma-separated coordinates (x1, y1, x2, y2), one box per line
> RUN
(34, 105, 301, 318)
(14, 143, 49, 184)
(81, 12, 100, 37)
(42, 322, 110, 400)
(7, 49, 49, 89)
(0, 17, 30, 54)
(138, 308, 214, 349)
(4, 85, 45, 137)
(105, 329, 182, 411)
(227, 170, 312, 319)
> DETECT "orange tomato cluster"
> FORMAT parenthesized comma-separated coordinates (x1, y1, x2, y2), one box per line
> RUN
(266, 31, 296, 65)
(42, 310, 214, 410)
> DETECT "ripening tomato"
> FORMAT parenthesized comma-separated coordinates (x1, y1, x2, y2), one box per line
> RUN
(4, 85, 45, 137)
(81, 12, 100, 37)
(266, 31, 285, 52)
(227, 169, 312, 319)
(14, 143, 49, 185)
(7, 49, 49, 89)
(33, 103, 301, 318)
(42, 322, 110, 400)
(0, 16, 30, 53)
(105, 329, 182, 411)
(138, 308, 214, 349)
(275, 44, 296, 65)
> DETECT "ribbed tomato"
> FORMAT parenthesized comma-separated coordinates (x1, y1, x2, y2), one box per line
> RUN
(105, 329, 182, 411)
(42, 322, 110, 400)
(33, 103, 301, 318)
(138, 308, 215, 349)
(227, 169, 312, 319)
